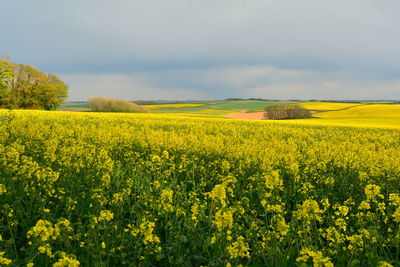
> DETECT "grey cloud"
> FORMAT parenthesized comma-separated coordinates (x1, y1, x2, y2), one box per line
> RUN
(1, 0, 400, 99)
(62, 66, 400, 101)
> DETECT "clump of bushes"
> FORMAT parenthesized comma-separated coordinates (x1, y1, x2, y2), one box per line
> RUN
(88, 97, 148, 113)
(264, 104, 311, 120)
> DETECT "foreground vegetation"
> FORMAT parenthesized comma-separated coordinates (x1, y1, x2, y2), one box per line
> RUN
(0, 110, 399, 266)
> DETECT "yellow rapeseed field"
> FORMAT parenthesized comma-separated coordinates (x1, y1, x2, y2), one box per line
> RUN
(0, 109, 399, 266)
(317, 104, 400, 118)
(287, 103, 400, 129)
(299, 102, 361, 111)
(145, 103, 206, 109)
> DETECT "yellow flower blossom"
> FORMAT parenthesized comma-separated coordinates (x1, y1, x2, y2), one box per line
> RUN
(53, 253, 80, 267)
(389, 194, 400, 206)
(264, 170, 283, 191)
(27, 220, 55, 242)
(214, 210, 233, 232)
(98, 210, 114, 222)
(378, 261, 394, 267)
(297, 248, 333, 267)
(358, 201, 371, 210)
(0, 252, 12, 265)
(226, 236, 250, 259)
(365, 184, 383, 201)
(0, 184, 7, 195)
(208, 184, 227, 207)
(392, 207, 400, 223)
(160, 188, 174, 211)
(296, 199, 323, 222)
(191, 203, 200, 222)
(140, 219, 160, 245)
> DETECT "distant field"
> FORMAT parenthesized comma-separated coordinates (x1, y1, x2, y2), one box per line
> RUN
(317, 104, 400, 118)
(58, 100, 400, 128)
(299, 101, 361, 111)
(145, 100, 292, 115)
(283, 103, 400, 129)
(145, 103, 206, 109)
(59, 100, 291, 116)
(201, 100, 292, 111)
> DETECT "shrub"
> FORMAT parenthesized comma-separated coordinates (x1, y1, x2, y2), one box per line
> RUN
(264, 104, 311, 120)
(88, 97, 148, 113)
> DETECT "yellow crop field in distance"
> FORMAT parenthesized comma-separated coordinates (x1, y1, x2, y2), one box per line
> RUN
(299, 102, 361, 111)
(145, 103, 206, 109)
(317, 104, 400, 118)
(279, 103, 400, 129)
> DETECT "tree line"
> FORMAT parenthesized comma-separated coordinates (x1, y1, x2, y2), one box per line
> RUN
(264, 104, 311, 120)
(0, 57, 68, 110)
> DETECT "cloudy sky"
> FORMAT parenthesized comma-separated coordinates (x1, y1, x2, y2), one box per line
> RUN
(2, 0, 400, 100)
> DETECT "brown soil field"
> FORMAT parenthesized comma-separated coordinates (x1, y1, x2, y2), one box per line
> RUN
(225, 111, 265, 120)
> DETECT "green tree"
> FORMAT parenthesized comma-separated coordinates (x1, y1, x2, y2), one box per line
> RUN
(0, 58, 68, 110)
(0, 60, 15, 107)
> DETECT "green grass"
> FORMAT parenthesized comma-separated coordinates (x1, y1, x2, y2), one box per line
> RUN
(146, 100, 293, 116)
(59, 100, 293, 115)
(204, 100, 292, 112)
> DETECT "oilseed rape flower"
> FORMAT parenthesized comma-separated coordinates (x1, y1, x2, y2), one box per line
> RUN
(296, 248, 333, 267)
(208, 184, 227, 207)
(53, 253, 80, 267)
(38, 244, 53, 257)
(226, 236, 250, 259)
(264, 170, 283, 190)
(0, 252, 12, 265)
(214, 209, 234, 232)
(295, 199, 323, 222)
(0, 184, 7, 194)
(378, 261, 394, 267)
(191, 203, 200, 223)
(365, 184, 383, 201)
(160, 188, 174, 211)
(27, 220, 55, 242)
(139, 219, 160, 245)
(389, 194, 400, 206)
(1, 109, 400, 265)
(98, 210, 114, 222)
(392, 208, 400, 223)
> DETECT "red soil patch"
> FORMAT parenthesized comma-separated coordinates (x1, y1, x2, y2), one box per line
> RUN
(225, 111, 265, 120)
